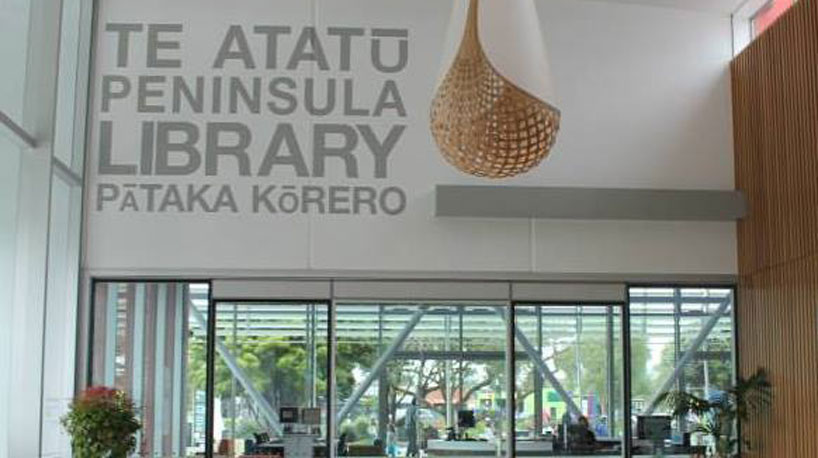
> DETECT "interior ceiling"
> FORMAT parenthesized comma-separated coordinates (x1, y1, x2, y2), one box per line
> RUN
(587, 0, 749, 15)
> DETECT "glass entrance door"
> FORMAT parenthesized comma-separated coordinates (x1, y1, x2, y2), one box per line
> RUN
(334, 302, 510, 458)
(213, 301, 330, 458)
(514, 304, 625, 456)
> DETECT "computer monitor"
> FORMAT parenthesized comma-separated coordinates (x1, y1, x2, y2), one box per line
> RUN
(457, 410, 476, 428)
(280, 407, 300, 424)
(637, 416, 672, 441)
(301, 407, 321, 425)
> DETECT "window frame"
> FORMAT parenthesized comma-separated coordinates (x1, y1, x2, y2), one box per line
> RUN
(83, 279, 737, 458)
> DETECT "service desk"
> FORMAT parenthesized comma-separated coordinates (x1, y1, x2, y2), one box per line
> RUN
(426, 440, 695, 457)
(426, 439, 557, 457)
(242, 433, 324, 458)
(426, 439, 497, 456)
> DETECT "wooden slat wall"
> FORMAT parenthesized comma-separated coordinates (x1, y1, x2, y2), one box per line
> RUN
(732, 0, 818, 456)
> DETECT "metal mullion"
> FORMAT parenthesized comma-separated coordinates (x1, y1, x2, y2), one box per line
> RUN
(606, 304, 616, 440)
(328, 282, 337, 458)
(205, 284, 216, 458)
(506, 287, 515, 458)
(230, 303, 238, 448)
(622, 294, 633, 458)
(674, 289, 683, 397)
(534, 305, 543, 437)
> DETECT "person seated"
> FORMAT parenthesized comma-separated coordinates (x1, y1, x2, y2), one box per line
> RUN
(578, 416, 596, 442)
(337, 432, 349, 456)
(569, 416, 597, 451)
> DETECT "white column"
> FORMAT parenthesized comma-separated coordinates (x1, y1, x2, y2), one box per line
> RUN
(171, 285, 185, 456)
(154, 284, 168, 455)
(133, 284, 146, 453)
(104, 284, 119, 385)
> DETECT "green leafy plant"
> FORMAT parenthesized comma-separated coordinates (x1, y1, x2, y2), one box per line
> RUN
(657, 368, 772, 458)
(61, 386, 141, 458)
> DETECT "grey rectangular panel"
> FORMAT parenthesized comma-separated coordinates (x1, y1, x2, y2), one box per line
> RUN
(436, 185, 747, 221)
(333, 281, 508, 301)
(211, 280, 331, 301)
(512, 282, 626, 303)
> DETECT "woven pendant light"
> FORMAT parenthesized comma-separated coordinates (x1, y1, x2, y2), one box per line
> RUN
(431, 0, 560, 179)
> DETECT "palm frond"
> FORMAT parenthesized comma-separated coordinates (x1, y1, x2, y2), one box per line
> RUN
(651, 368, 772, 458)
(657, 390, 714, 418)
(730, 368, 772, 421)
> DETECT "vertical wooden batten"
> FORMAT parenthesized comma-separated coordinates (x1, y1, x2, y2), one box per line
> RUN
(732, 0, 818, 456)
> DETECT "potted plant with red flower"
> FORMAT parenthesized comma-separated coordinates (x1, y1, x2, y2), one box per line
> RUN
(61, 386, 141, 458)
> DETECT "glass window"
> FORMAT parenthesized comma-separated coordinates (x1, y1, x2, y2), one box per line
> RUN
(213, 302, 329, 457)
(752, 0, 796, 37)
(84, 282, 739, 458)
(91, 282, 211, 458)
(514, 304, 624, 456)
(335, 303, 509, 458)
(629, 287, 735, 456)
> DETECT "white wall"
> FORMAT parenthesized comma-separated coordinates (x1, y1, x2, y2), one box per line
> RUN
(537, 0, 735, 190)
(530, 0, 737, 276)
(83, 0, 737, 278)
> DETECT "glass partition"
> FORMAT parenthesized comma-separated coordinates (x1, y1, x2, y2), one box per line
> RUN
(85, 282, 737, 458)
(514, 305, 624, 456)
(629, 287, 735, 456)
(335, 303, 509, 458)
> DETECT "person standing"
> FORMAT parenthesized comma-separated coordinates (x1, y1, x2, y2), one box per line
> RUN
(406, 398, 419, 457)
